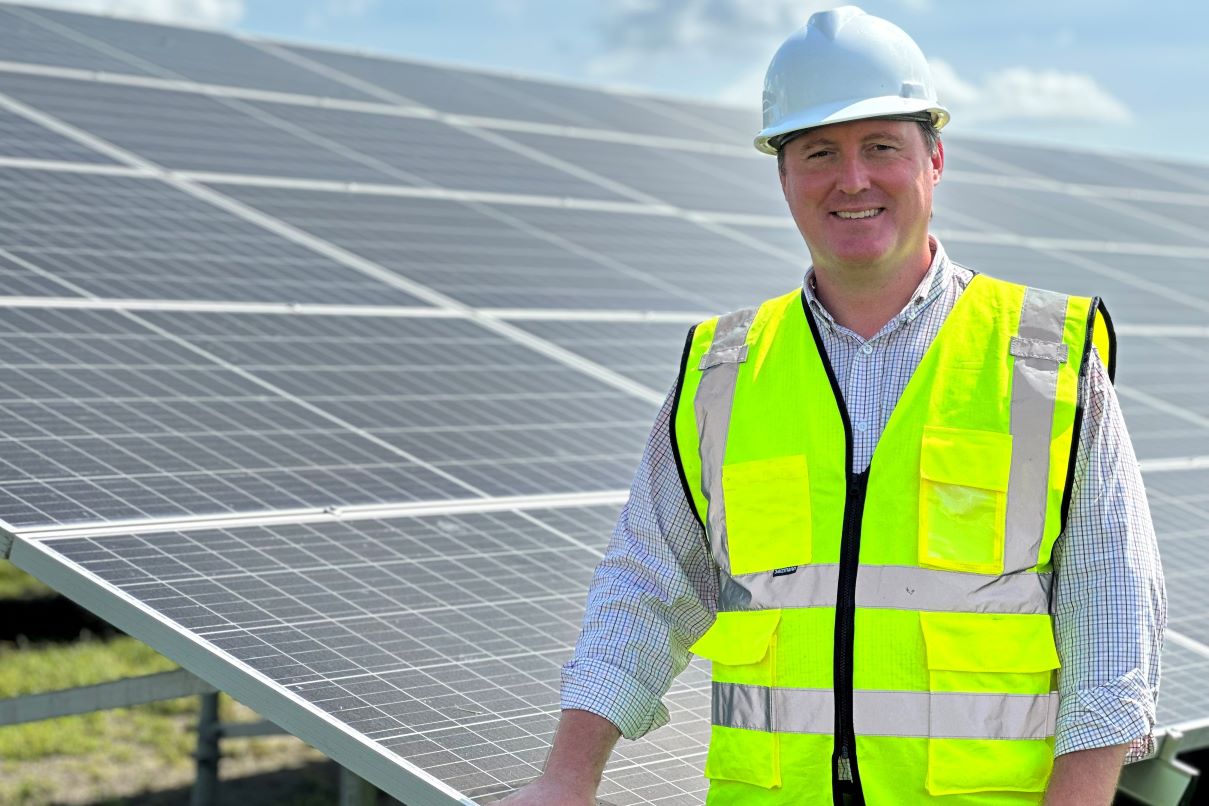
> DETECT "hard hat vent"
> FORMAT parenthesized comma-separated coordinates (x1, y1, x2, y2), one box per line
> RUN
(809, 6, 866, 39)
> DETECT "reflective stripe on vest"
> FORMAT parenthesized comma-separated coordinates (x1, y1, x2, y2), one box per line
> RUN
(694, 307, 758, 572)
(714, 682, 1058, 740)
(719, 562, 1052, 613)
(1004, 287, 1069, 571)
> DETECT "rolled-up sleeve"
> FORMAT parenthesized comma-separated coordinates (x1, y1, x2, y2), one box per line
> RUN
(1052, 348, 1167, 762)
(560, 388, 718, 739)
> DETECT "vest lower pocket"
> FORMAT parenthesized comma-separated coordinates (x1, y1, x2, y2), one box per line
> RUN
(721, 455, 812, 576)
(926, 737, 1054, 795)
(704, 724, 781, 788)
(921, 612, 1059, 795)
(694, 610, 782, 789)
(918, 426, 1012, 575)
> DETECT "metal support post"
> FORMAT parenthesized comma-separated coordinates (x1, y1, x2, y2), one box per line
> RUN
(191, 692, 222, 806)
(339, 765, 378, 806)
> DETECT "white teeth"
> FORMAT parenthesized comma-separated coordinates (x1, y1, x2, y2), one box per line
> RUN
(835, 209, 881, 219)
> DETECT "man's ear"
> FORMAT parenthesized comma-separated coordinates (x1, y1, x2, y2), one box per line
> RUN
(931, 139, 945, 185)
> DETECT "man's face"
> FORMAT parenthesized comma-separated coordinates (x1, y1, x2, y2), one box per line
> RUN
(778, 118, 944, 276)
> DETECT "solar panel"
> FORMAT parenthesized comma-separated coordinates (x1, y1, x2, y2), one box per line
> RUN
(236, 100, 634, 200)
(510, 319, 693, 392)
(0, 3, 1205, 804)
(935, 181, 1209, 247)
(10, 504, 712, 803)
(657, 98, 760, 143)
(908, 241, 1209, 325)
(280, 43, 739, 144)
(500, 130, 787, 215)
(0, 72, 391, 180)
(0, 6, 160, 74)
(25, 6, 379, 101)
(137, 310, 656, 497)
(206, 184, 723, 311)
(0, 307, 492, 527)
(496, 205, 807, 307)
(0, 305, 666, 529)
(456, 71, 728, 142)
(0, 167, 427, 304)
(1155, 640, 1209, 729)
(956, 138, 1209, 195)
(280, 44, 582, 127)
(0, 104, 118, 163)
(1120, 198, 1209, 236)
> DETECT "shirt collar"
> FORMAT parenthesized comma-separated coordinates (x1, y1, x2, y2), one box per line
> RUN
(803, 235, 952, 336)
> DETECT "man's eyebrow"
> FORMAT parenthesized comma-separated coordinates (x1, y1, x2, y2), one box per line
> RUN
(862, 130, 907, 143)
(794, 136, 835, 151)
(793, 131, 907, 151)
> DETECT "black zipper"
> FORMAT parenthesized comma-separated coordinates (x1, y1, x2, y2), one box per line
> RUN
(802, 294, 867, 806)
(834, 470, 868, 805)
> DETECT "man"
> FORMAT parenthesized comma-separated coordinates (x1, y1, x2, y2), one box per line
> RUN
(502, 7, 1165, 805)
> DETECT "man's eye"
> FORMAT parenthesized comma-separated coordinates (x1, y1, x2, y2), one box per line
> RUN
(807, 150, 831, 159)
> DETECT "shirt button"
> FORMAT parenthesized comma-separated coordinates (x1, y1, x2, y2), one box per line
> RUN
(856, 420, 870, 432)
(860, 343, 873, 355)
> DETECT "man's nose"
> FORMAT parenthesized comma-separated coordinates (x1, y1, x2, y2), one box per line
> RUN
(836, 155, 871, 195)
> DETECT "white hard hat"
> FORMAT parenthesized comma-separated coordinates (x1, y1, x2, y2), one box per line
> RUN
(755, 5, 950, 155)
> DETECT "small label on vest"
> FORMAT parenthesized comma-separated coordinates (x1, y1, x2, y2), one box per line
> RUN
(773, 566, 798, 577)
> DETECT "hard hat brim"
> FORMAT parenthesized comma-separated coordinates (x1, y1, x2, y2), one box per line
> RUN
(755, 96, 951, 155)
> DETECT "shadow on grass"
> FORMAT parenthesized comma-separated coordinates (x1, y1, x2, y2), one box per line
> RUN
(1, 594, 122, 644)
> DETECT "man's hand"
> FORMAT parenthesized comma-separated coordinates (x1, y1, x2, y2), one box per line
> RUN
(493, 775, 596, 805)
(1044, 743, 1129, 806)
(496, 709, 621, 805)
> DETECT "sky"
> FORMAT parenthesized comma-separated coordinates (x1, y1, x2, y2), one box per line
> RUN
(15, 0, 1209, 166)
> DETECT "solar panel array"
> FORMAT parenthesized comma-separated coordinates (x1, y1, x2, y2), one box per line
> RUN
(1, 2, 1207, 803)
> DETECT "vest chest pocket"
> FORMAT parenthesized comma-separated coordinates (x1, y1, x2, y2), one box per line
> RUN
(921, 612, 1060, 796)
(919, 426, 1013, 575)
(721, 455, 812, 577)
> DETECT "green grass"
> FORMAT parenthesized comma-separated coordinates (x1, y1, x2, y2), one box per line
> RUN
(0, 636, 186, 761)
(0, 561, 54, 599)
(0, 636, 330, 805)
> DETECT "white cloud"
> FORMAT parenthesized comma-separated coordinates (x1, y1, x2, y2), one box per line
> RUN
(982, 68, 1131, 123)
(594, 0, 937, 61)
(928, 58, 980, 107)
(603, 0, 826, 50)
(931, 59, 1132, 124)
(18, 0, 244, 27)
(589, 0, 941, 97)
(591, 0, 837, 78)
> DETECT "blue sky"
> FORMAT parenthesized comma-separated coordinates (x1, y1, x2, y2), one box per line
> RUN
(23, 0, 1209, 165)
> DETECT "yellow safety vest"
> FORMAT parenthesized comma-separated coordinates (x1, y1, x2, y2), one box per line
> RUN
(671, 275, 1115, 805)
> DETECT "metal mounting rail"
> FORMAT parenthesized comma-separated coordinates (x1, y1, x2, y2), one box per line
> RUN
(15, 489, 630, 542)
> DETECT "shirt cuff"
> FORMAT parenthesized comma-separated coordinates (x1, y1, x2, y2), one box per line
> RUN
(560, 658, 670, 740)
(1055, 668, 1157, 762)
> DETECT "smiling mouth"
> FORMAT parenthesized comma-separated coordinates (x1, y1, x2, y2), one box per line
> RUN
(832, 208, 884, 220)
